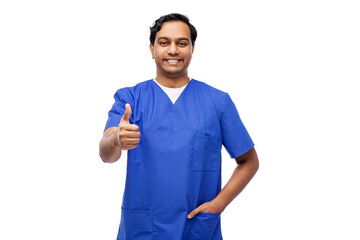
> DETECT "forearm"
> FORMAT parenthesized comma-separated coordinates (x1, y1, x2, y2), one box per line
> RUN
(99, 131, 122, 163)
(214, 149, 259, 211)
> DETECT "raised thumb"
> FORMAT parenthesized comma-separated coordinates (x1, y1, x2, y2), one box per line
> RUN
(120, 103, 131, 124)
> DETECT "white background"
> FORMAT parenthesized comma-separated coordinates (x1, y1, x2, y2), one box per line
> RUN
(1, 0, 359, 239)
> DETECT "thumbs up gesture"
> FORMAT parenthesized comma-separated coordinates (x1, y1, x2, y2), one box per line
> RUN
(117, 103, 141, 150)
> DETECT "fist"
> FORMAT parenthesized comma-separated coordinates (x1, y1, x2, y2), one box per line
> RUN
(117, 103, 141, 150)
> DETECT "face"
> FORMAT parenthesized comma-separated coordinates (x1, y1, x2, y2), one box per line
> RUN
(150, 21, 194, 79)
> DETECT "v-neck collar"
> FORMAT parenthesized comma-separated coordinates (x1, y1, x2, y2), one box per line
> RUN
(151, 78, 193, 106)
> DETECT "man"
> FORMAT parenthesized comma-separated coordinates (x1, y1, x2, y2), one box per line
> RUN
(99, 13, 259, 240)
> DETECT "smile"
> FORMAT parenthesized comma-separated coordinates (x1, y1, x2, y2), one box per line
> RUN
(164, 59, 183, 64)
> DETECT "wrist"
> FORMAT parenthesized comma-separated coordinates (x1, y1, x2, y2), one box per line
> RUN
(212, 196, 227, 213)
(111, 130, 122, 150)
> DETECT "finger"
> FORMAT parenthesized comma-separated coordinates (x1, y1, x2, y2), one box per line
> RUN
(119, 131, 140, 139)
(122, 143, 139, 150)
(121, 137, 140, 144)
(121, 124, 139, 131)
(187, 207, 201, 219)
(120, 104, 132, 125)
(119, 130, 141, 138)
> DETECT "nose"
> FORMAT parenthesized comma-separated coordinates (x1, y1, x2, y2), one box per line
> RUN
(167, 42, 179, 55)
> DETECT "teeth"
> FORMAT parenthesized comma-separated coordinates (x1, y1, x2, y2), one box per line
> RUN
(167, 59, 179, 63)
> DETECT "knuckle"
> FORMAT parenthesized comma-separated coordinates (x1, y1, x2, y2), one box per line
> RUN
(132, 125, 139, 131)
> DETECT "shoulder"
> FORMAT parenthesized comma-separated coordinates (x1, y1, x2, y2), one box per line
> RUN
(191, 79, 228, 97)
(113, 79, 153, 101)
(191, 79, 229, 110)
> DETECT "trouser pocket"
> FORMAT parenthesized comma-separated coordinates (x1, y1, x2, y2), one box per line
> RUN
(188, 212, 220, 240)
(117, 208, 152, 240)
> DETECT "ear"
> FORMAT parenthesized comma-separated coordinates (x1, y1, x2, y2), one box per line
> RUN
(149, 44, 155, 59)
(191, 44, 195, 54)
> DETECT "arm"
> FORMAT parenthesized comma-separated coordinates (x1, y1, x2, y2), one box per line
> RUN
(99, 127, 122, 163)
(187, 147, 259, 218)
(99, 104, 141, 163)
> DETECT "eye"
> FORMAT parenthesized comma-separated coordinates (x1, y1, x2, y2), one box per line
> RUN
(159, 41, 168, 46)
(178, 42, 188, 47)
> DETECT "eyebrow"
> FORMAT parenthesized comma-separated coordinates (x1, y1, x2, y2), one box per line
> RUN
(157, 37, 190, 42)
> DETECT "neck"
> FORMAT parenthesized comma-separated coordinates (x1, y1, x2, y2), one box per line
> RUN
(155, 75, 190, 88)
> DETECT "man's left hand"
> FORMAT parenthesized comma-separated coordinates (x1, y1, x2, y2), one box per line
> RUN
(187, 200, 224, 219)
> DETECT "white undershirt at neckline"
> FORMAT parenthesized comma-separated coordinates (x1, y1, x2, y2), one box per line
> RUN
(153, 78, 190, 104)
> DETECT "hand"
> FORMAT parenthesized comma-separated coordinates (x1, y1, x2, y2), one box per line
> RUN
(116, 103, 141, 150)
(187, 200, 225, 219)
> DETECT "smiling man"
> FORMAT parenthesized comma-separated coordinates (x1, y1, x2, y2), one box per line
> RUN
(99, 13, 259, 240)
(150, 19, 194, 85)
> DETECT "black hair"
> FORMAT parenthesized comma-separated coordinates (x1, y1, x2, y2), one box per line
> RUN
(149, 13, 197, 46)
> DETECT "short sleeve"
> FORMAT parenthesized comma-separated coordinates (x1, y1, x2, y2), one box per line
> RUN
(104, 87, 135, 131)
(221, 94, 254, 158)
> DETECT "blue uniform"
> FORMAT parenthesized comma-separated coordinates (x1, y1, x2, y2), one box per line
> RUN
(105, 79, 254, 240)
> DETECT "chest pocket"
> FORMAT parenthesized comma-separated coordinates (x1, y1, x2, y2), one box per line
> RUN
(192, 131, 221, 171)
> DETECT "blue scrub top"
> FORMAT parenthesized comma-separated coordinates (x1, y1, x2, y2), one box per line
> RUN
(105, 79, 254, 240)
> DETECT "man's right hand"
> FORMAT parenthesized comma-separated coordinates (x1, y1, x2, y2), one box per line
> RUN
(115, 103, 141, 150)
